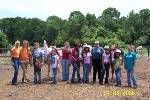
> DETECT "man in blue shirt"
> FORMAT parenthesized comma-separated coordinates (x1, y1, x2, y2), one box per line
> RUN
(91, 41, 104, 84)
(124, 45, 137, 88)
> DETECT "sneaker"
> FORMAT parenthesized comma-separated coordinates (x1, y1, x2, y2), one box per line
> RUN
(85, 80, 89, 84)
(133, 85, 138, 89)
(71, 80, 75, 83)
(92, 81, 96, 84)
(12, 83, 18, 85)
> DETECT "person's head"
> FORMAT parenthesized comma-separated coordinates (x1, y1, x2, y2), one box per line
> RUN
(104, 46, 110, 54)
(84, 45, 90, 53)
(74, 43, 78, 49)
(15, 40, 20, 48)
(128, 45, 132, 52)
(115, 49, 121, 58)
(111, 44, 115, 50)
(64, 42, 70, 49)
(131, 45, 136, 52)
(22, 40, 29, 48)
(95, 41, 99, 47)
(51, 47, 58, 55)
(34, 42, 39, 49)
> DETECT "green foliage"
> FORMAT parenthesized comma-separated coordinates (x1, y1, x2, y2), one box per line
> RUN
(0, 32, 8, 47)
(0, 8, 149, 47)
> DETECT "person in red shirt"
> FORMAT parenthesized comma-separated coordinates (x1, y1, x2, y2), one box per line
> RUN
(61, 42, 72, 82)
(71, 44, 81, 83)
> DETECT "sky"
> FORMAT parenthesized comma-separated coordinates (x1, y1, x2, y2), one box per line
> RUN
(0, 0, 149, 20)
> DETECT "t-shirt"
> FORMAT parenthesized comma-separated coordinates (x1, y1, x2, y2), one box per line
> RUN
(71, 48, 79, 62)
(83, 52, 91, 64)
(91, 47, 104, 60)
(19, 47, 31, 62)
(103, 52, 110, 63)
(62, 49, 71, 59)
(110, 50, 115, 61)
(124, 52, 136, 70)
(32, 48, 43, 59)
(11, 47, 20, 58)
(51, 55, 59, 68)
(114, 57, 122, 70)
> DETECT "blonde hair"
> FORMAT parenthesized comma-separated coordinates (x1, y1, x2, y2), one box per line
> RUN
(15, 40, 20, 47)
(64, 42, 70, 48)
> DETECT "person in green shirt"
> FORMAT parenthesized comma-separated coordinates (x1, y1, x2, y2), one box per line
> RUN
(114, 49, 123, 86)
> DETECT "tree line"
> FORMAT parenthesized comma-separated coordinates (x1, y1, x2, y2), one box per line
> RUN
(0, 7, 150, 48)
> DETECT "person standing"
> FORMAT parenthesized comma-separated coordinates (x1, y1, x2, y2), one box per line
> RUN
(82, 45, 92, 83)
(49, 47, 60, 84)
(19, 40, 32, 83)
(61, 42, 72, 82)
(71, 44, 81, 83)
(10, 40, 20, 85)
(101, 46, 111, 84)
(91, 41, 104, 84)
(110, 45, 115, 81)
(124, 46, 138, 88)
(114, 49, 123, 86)
(32, 42, 44, 84)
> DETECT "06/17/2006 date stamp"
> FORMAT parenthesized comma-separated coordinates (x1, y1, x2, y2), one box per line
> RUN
(103, 89, 142, 96)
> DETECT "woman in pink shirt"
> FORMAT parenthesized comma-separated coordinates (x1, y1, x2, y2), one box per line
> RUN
(102, 46, 111, 84)
(82, 45, 92, 83)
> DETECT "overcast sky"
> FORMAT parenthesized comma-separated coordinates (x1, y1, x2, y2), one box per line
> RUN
(0, 0, 149, 20)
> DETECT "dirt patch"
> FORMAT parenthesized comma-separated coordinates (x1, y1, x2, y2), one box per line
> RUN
(0, 57, 150, 100)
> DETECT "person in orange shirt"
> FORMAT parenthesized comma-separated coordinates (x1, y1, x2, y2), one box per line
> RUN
(19, 40, 32, 83)
(11, 40, 20, 85)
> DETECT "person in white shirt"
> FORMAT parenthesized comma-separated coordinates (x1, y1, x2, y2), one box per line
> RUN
(48, 47, 60, 84)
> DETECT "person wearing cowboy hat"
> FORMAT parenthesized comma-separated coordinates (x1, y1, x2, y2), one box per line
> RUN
(82, 44, 92, 83)
(101, 46, 111, 84)
(114, 49, 123, 86)
(91, 41, 104, 84)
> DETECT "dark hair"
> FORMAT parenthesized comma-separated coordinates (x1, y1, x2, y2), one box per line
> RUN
(84, 47, 90, 52)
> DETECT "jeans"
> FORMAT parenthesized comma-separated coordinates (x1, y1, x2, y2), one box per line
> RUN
(61, 59, 70, 81)
(34, 71, 41, 83)
(52, 68, 57, 83)
(92, 59, 103, 82)
(127, 69, 137, 87)
(115, 68, 122, 85)
(12, 58, 20, 84)
(101, 63, 110, 83)
(83, 64, 90, 81)
(33, 59, 41, 83)
(71, 62, 81, 81)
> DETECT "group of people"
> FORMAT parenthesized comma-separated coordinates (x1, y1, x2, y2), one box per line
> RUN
(11, 40, 138, 89)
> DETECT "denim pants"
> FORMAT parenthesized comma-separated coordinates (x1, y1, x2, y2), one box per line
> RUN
(115, 68, 121, 85)
(101, 63, 110, 83)
(52, 68, 57, 82)
(83, 64, 90, 81)
(12, 58, 20, 84)
(127, 69, 137, 87)
(34, 71, 41, 83)
(61, 59, 70, 81)
(71, 62, 81, 81)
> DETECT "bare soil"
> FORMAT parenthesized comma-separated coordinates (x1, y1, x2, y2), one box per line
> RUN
(0, 57, 150, 100)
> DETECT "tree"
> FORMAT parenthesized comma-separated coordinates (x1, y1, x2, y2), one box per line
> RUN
(0, 32, 8, 48)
